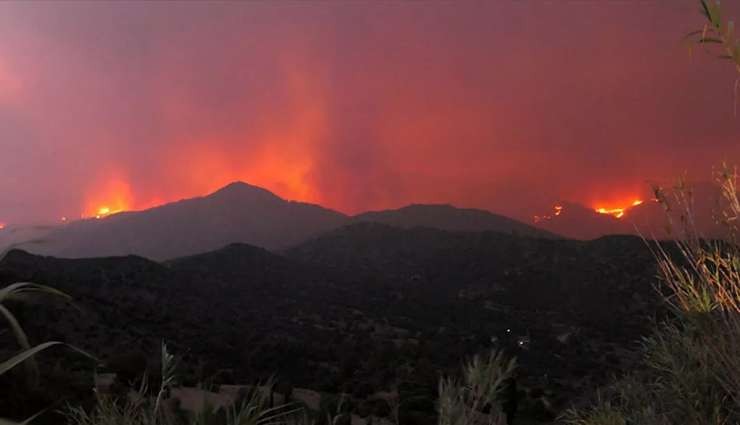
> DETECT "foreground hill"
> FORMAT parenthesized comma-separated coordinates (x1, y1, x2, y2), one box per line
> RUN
(24, 182, 349, 260)
(286, 223, 658, 325)
(18, 182, 559, 261)
(2, 225, 663, 422)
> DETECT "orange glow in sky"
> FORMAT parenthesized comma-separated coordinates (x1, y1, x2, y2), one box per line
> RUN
(94, 206, 124, 219)
(83, 177, 134, 219)
(3, 2, 738, 227)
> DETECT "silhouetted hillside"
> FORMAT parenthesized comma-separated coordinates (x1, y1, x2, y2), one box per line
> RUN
(354, 204, 558, 239)
(24, 182, 349, 260)
(286, 223, 658, 325)
(18, 183, 562, 262)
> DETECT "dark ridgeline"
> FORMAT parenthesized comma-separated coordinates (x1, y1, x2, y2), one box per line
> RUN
(19, 181, 556, 261)
(352, 204, 559, 238)
(23, 182, 349, 261)
(12, 181, 728, 266)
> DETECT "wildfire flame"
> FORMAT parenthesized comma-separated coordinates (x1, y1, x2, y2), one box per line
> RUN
(94, 206, 123, 219)
(0, 223, 5, 230)
(594, 199, 644, 219)
(595, 207, 626, 218)
(83, 176, 134, 220)
(534, 204, 564, 223)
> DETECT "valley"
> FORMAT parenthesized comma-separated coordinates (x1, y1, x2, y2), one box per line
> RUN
(0, 223, 664, 423)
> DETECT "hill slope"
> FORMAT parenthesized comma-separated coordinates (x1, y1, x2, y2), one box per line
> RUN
(286, 223, 657, 324)
(354, 204, 558, 238)
(18, 183, 560, 261)
(24, 182, 349, 260)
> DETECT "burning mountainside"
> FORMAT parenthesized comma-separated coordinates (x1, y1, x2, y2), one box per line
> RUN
(594, 199, 644, 219)
(533, 204, 564, 223)
(93, 207, 124, 219)
(82, 178, 134, 219)
(532, 183, 735, 240)
(535, 198, 647, 224)
(531, 200, 644, 239)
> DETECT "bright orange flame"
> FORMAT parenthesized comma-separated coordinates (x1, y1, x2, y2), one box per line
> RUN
(534, 204, 565, 223)
(594, 199, 643, 219)
(0, 223, 5, 230)
(596, 207, 625, 218)
(83, 177, 133, 219)
(94, 206, 124, 219)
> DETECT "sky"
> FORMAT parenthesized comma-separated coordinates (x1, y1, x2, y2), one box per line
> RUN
(0, 1, 739, 225)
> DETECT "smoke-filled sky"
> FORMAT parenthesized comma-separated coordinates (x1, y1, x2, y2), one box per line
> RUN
(1, 1, 739, 225)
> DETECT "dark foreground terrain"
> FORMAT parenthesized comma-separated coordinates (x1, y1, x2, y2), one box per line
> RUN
(0, 224, 664, 423)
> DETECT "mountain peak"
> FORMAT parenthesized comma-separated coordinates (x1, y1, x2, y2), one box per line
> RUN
(207, 181, 283, 202)
(401, 203, 456, 211)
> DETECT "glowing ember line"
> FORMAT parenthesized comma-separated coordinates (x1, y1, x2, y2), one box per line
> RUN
(94, 206, 123, 219)
(533, 204, 564, 223)
(596, 207, 625, 218)
(594, 199, 643, 219)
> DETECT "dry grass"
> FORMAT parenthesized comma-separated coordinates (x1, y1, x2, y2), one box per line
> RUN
(437, 351, 516, 425)
(563, 167, 740, 425)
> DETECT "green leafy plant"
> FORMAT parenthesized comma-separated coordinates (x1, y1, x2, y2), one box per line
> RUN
(0, 248, 96, 425)
(0, 281, 74, 384)
(686, 0, 740, 113)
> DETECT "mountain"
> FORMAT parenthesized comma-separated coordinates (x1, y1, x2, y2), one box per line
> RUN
(22, 182, 349, 261)
(533, 182, 734, 240)
(533, 202, 632, 240)
(18, 182, 560, 261)
(353, 204, 558, 239)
